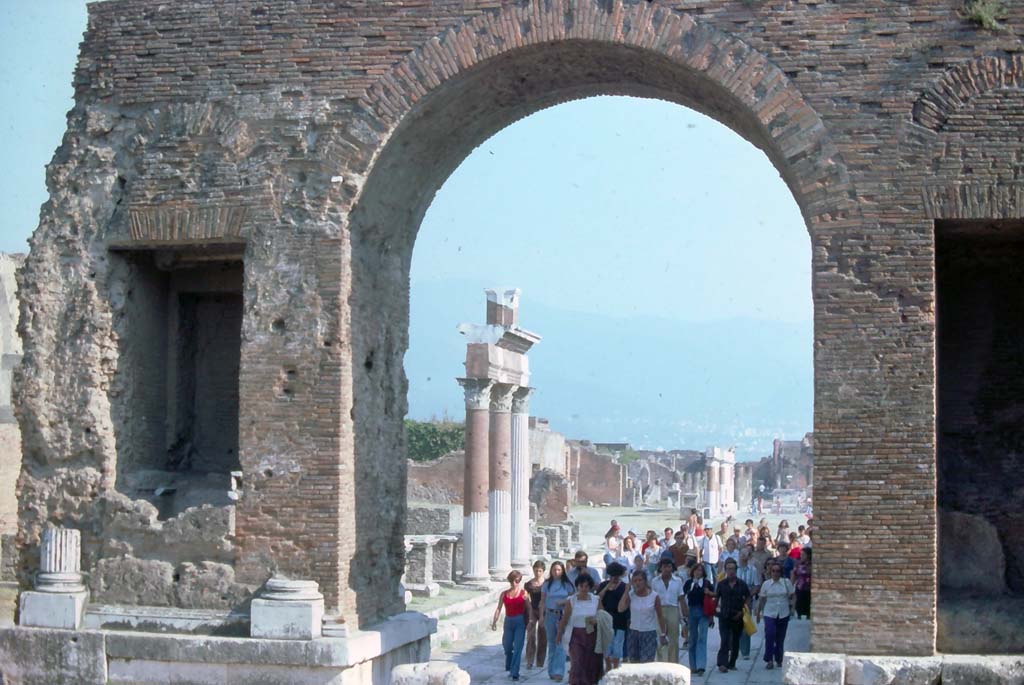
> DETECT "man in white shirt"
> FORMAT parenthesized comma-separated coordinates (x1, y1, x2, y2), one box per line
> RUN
(700, 527, 721, 581)
(653, 559, 685, 664)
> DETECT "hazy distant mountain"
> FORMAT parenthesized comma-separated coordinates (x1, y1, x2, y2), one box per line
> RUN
(405, 279, 812, 461)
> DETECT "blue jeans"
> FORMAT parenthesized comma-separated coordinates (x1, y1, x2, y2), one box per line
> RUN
(740, 628, 751, 657)
(503, 614, 526, 678)
(764, 615, 790, 665)
(544, 610, 566, 677)
(687, 606, 709, 672)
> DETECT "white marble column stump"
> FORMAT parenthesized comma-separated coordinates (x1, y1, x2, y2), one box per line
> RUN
(510, 387, 532, 569)
(458, 378, 493, 584)
(19, 527, 88, 629)
(488, 382, 516, 580)
(250, 577, 324, 640)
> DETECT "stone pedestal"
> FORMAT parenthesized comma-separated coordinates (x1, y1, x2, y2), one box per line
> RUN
(404, 540, 441, 598)
(488, 382, 516, 580)
(541, 526, 561, 554)
(19, 527, 87, 630)
(432, 536, 458, 587)
(532, 533, 547, 557)
(250, 578, 324, 640)
(510, 387, 532, 569)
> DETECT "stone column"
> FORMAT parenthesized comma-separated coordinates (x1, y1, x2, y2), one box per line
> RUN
(18, 527, 88, 629)
(720, 462, 731, 513)
(488, 382, 516, 579)
(510, 386, 532, 569)
(458, 378, 493, 583)
(706, 460, 720, 515)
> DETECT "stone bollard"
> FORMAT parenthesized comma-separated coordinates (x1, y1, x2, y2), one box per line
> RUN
(557, 524, 575, 553)
(250, 577, 324, 640)
(391, 661, 470, 685)
(19, 527, 89, 629)
(600, 663, 690, 684)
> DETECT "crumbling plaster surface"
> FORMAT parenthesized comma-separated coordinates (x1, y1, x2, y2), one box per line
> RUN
(12, 0, 1024, 649)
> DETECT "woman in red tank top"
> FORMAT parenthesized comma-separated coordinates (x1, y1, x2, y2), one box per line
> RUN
(492, 570, 533, 681)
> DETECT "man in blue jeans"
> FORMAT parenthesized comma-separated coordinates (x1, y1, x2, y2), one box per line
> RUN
(714, 559, 751, 673)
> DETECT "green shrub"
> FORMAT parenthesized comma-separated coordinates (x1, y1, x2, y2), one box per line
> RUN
(405, 418, 465, 462)
(963, 0, 1008, 30)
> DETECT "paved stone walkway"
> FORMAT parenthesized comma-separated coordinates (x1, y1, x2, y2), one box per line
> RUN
(434, 615, 811, 683)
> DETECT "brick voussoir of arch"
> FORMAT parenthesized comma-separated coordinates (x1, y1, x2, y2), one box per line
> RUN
(913, 54, 1024, 132)
(355, 0, 853, 227)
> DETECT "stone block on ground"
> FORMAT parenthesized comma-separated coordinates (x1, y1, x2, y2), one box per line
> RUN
(845, 656, 941, 685)
(0, 626, 107, 685)
(940, 655, 1024, 685)
(407, 507, 456, 535)
(783, 652, 844, 685)
(433, 539, 456, 586)
(542, 527, 561, 554)
(392, 661, 471, 685)
(600, 662, 690, 684)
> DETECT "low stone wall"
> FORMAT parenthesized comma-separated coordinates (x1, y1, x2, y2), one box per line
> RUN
(408, 453, 465, 505)
(783, 651, 1024, 685)
(0, 612, 436, 685)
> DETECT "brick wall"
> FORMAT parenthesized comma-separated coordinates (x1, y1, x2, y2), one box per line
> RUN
(571, 445, 625, 507)
(14, 0, 1024, 647)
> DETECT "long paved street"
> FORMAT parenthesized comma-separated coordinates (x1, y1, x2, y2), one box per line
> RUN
(433, 612, 810, 683)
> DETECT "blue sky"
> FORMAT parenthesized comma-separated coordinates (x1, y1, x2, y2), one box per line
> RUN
(1, 2, 813, 452)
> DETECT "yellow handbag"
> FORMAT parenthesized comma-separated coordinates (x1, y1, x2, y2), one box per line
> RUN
(742, 606, 757, 636)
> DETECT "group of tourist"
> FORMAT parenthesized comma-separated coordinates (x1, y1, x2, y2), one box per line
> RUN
(489, 515, 813, 683)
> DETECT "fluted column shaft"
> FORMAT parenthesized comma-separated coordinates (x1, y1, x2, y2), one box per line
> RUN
(510, 387, 532, 568)
(488, 383, 516, 578)
(458, 378, 493, 582)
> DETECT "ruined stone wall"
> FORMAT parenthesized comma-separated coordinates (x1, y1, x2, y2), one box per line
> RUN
(407, 452, 465, 506)
(529, 468, 570, 525)
(0, 254, 23, 579)
(528, 420, 567, 475)
(16, 0, 1024, 646)
(572, 447, 625, 507)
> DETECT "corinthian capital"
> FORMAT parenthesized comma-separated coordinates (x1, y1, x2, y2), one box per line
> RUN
(511, 386, 533, 415)
(489, 382, 517, 413)
(458, 378, 494, 411)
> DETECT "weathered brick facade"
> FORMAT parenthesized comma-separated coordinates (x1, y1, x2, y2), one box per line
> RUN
(13, 0, 1024, 654)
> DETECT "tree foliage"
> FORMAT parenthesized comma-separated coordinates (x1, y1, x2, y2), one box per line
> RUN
(405, 419, 465, 462)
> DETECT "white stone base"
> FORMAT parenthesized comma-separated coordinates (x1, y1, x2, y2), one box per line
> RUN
(18, 590, 88, 630)
(488, 490, 511, 579)
(250, 597, 324, 640)
(601, 663, 690, 684)
(462, 511, 489, 581)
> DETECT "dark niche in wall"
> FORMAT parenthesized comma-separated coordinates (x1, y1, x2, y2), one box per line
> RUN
(109, 245, 244, 520)
(936, 219, 1024, 654)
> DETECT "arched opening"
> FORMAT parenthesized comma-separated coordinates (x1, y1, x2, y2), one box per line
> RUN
(347, 31, 847, 638)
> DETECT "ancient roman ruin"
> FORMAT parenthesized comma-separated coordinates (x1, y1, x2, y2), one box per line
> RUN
(3, 0, 1024, 682)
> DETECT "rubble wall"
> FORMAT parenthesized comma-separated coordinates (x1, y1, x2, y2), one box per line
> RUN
(573, 448, 625, 507)
(0, 253, 24, 579)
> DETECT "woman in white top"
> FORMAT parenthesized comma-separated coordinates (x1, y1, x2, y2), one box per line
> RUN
(755, 562, 795, 670)
(555, 575, 603, 685)
(617, 570, 667, 663)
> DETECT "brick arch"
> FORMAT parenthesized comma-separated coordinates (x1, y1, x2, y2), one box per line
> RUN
(913, 54, 1024, 132)
(344, 0, 859, 630)
(355, 0, 856, 227)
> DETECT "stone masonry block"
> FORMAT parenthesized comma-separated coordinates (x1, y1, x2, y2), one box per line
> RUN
(601, 663, 690, 684)
(845, 656, 941, 685)
(783, 652, 844, 685)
